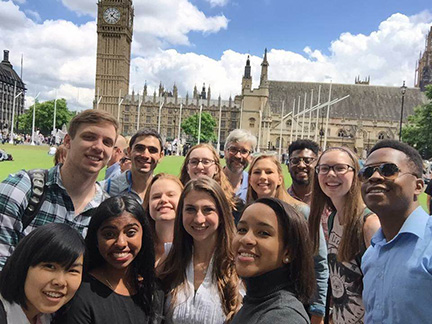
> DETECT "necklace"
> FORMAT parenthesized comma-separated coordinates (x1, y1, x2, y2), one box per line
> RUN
(102, 271, 115, 291)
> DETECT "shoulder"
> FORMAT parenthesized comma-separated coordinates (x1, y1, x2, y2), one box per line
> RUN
(0, 170, 32, 211)
(257, 297, 309, 324)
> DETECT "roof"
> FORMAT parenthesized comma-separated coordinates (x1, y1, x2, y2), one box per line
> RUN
(268, 80, 427, 121)
(0, 54, 25, 89)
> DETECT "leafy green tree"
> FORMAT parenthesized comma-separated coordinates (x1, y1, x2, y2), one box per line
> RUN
(18, 99, 74, 136)
(181, 112, 217, 144)
(402, 85, 432, 159)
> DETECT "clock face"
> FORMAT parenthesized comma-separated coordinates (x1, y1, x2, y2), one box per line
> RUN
(103, 7, 121, 24)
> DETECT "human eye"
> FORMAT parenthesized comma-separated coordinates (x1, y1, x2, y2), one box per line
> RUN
(126, 229, 138, 237)
(103, 138, 114, 147)
(68, 266, 82, 274)
(148, 146, 159, 154)
(240, 149, 249, 155)
(82, 133, 96, 141)
(258, 230, 271, 237)
(101, 230, 116, 239)
(252, 169, 261, 174)
(265, 169, 274, 174)
(236, 226, 247, 234)
(184, 206, 196, 213)
(41, 263, 57, 270)
(202, 159, 212, 166)
(189, 159, 199, 166)
(203, 206, 216, 214)
(318, 165, 329, 174)
(335, 164, 348, 173)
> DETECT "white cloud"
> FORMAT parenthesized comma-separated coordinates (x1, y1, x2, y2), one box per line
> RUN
(205, 0, 229, 7)
(24, 9, 41, 22)
(61, 0, 95, 17)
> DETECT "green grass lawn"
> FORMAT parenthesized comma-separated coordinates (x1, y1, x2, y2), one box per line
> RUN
(0, 143, 428, 212)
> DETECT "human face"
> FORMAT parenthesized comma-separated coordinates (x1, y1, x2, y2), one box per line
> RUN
(187, 147, 218, 180)
(288, 149, 317, 187)
(63, 122, 116, 175)
(317, 150, 354, 203)
(182, 190, 219, 244)
(129, 136, 163, 175)
(361, 148, 423, 216)
(97, 212, 143, 270)
(249, 158, 283, 198)
(224, 142, 253, 174)
(149, 178, 182, 222)
(24, 256, 83, 320)
(233, 203, 288, 277)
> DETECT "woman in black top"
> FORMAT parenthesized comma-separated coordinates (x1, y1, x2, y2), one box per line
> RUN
(231, 197, 315, 324)
(58, 196, 163, 324)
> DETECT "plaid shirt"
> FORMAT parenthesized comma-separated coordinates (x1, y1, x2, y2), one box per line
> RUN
(0, 164, 109, 268)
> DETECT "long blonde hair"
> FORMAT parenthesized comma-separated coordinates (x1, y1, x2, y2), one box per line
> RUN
(309, 147, 364, 262)
(246, 155, 303, 208)
(158, 177, 241, 321)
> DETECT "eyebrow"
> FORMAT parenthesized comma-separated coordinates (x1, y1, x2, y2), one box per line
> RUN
(99, 222, 140, 231)
(71, 262, 84, 267)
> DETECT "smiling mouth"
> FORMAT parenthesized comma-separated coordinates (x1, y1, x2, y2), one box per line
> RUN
(43, 291, 65, 298)
(87, 155, 102, 161)
(192, 225, 208, 231)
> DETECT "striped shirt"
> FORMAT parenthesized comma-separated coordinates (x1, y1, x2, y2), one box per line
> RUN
(0, 164, 109, 268)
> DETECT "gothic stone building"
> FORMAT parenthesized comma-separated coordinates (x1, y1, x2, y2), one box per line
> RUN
(94, 0, 430, 153)
(0, 50, 26, 132)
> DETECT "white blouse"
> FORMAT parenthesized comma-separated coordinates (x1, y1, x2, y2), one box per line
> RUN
(164, 255, 226, 324)
(0, 294, 50, 324)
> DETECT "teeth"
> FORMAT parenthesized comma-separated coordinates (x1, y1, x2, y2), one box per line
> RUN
(193, 227, 206, 231)
(113, 252, 129, 258)
(370, 189, 386, 193)
(88, 156, 100, 161)
(44, 292, 63, 298)
(240, 252, 255, 258)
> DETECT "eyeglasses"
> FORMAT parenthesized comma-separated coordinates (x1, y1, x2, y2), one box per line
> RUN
(188, 158, 215, 167)
(227, 146, 252, 157)
(316, 164, 354, 175)
(289, 157, 316, 166)
(358, 163, 418, 182)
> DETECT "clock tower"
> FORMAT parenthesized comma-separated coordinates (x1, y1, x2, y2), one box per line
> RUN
(94, 0, 133, 117)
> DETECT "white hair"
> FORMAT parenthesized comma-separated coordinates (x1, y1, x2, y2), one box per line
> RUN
(224, 129, 257, 150)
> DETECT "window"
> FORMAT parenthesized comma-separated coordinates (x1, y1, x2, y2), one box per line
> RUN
(378, 132, 386, 140)
(146, 116, 151, 123)
(337, 129, 347, 137)
(249, 117, 256, 128)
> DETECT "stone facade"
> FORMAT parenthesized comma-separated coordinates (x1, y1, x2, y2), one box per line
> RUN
(0, 50, 26, 132)
(416, 26, 432, 91)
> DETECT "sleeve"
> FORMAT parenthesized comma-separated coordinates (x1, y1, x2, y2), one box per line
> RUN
(258, 307, 310, 324)
(0, 171, 32, 269)
(425, 182, 432, 196)
(309, 224, 328, 317)
(296, 204, 328, 317)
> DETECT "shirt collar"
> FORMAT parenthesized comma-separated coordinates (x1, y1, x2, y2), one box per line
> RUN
(371, 206, 429, 246)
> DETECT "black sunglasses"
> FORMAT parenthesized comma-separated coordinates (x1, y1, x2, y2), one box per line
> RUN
(358, 163, 417, 181)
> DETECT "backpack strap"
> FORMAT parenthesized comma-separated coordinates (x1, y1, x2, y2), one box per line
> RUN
(22, 169, 48, 230)
(0, 298, 6, 323)
(327, 210, 336, 234)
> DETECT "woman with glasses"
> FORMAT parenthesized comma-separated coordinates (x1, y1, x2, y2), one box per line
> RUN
(158, 177, 242, 323)
(180, 143, 242, 222)
(309, 147, 380, 324)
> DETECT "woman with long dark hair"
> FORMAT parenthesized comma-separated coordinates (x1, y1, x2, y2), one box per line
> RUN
(0, 223, 85, 324)
(231, 197, 315, 323)
(309, 147, 380, 323)
(58, 195, 163, 323)
(158, 177, 242, 323)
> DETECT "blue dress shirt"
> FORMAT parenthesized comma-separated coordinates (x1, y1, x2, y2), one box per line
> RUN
(362, 206, 432, 323)
(235, 171, 249, 203)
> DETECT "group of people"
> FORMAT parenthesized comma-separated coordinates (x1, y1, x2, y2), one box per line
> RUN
(0, 108, 431, 324)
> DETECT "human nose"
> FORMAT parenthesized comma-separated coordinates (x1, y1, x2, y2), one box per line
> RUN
(92, 138, 104, 152)
(194, 210, 206, 224)
(196, 160, 205, 169)
(115, 233, 127, 248)
(368, 167, 384, 182)
(51, 271, 67, 287)
(239, 230, 255, 245)
(159, 193, 168, 203)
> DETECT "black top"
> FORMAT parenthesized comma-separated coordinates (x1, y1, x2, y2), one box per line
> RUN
(231, 267, 310, 324)
(55, 275, 164, 324)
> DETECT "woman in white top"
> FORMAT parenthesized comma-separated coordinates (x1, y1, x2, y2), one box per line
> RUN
(158, 177, 242, 323)
(142, 173, 184, 267)
(0, 223, 85, 324)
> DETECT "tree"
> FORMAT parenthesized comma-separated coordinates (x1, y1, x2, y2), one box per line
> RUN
(181, 112, 217, 144)
(18, 99, 74, 136)
(402, 85, 432, 159)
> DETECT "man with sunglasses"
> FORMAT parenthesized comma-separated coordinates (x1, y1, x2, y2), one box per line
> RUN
(223, 129, 257, 202)
(360, 139, 432, 323)
(100, 129, 164, 203)
(287, 139, 329, 324)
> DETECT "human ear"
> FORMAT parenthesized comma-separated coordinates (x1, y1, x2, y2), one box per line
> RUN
(282, 250, 291, 264)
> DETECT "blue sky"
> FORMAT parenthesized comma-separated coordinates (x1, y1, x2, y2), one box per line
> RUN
(0, 0, 431, 110)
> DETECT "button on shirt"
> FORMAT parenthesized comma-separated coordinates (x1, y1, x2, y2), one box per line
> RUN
(362, 206, 432, 324)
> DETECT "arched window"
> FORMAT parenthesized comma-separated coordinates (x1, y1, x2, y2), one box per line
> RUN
(249, 117, 256, 128)
(337, 129, 347, 137)
(378, 132, 386, 140)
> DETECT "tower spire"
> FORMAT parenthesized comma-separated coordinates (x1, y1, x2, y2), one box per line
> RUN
(260, 48, 269, 86)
